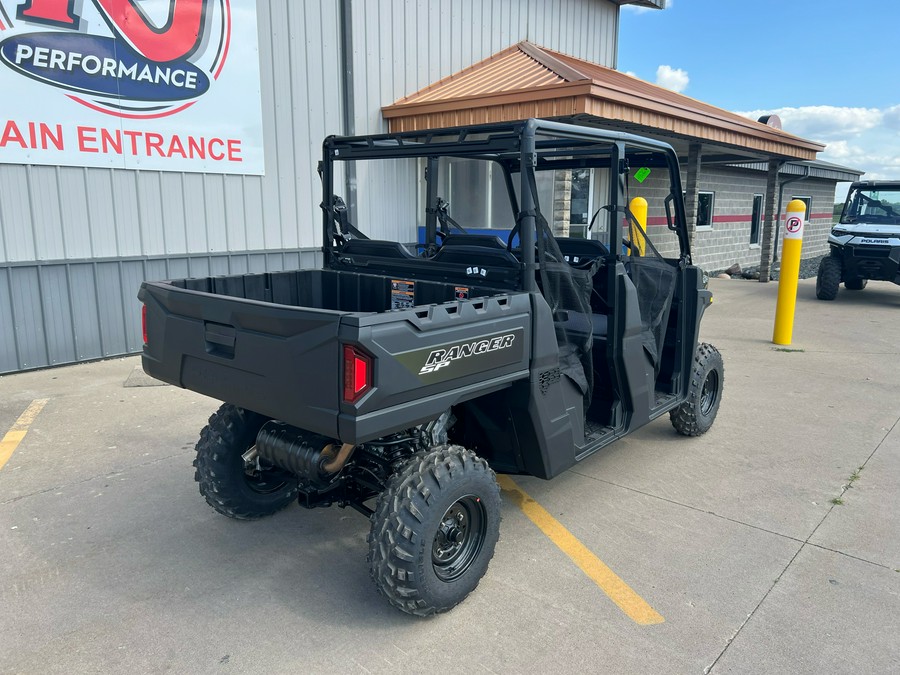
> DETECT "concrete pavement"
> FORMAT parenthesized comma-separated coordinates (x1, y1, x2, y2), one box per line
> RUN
(1, 278, 898, 674)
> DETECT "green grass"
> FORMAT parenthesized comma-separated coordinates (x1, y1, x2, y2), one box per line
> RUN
(772, 347, 805, 353)
(830, 497, 844, 506)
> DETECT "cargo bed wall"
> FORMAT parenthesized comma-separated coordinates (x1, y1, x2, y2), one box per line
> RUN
(171, 269, 503, 313)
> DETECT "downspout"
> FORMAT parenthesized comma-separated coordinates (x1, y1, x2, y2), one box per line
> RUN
(339, 0, 357, 217)
(772, 165, 810, 267)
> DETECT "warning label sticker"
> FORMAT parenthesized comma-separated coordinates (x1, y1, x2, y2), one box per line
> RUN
(391, 279, 415, 309)
(454, 286, 469, 300)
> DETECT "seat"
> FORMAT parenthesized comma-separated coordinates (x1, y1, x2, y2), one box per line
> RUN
(431, 245, 521, 269)
(554, 310, 608, 338)
(440, 233, 508, 249)
(554, 238, 609, 266)
(340, 239, 416, 259)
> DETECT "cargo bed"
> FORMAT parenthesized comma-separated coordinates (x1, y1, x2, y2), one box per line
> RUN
(140, 269, 533, 444)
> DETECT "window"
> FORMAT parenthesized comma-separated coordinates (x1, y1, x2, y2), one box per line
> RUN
(750, 194, 763, 245)
(696, 191, 715, 229)
(568, 168, 594, 238)
(843, 186, 900, 224)
(436, 161, 597, 236)
(429, 157, 516, 229)
(791, 195, 812, 222)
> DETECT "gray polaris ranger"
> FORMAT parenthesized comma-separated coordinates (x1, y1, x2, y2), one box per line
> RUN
(139, 119, 724, 616)
(817, 180, 900, 300)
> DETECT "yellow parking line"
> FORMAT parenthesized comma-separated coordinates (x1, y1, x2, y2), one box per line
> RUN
(498, 474, 664, 626)
(0, 399, 49, 472)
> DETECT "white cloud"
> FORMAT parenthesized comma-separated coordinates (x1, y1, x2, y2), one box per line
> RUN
(655, 64, 689, 93)
(738, 106, 882, 141)
(882, 104, 900, 129)
(736, 104, 900, 187)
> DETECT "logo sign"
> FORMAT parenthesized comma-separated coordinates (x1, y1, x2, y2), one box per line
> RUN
(784, 215, 803, 239)
(0, 0, 264, 174)
(419, 334, 517, 375)
(393, 328, 526, 384)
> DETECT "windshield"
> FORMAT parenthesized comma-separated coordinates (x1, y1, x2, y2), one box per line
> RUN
(842, 186, 900, 224)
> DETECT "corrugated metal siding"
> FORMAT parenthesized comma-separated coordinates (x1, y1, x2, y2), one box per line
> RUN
(350, 0, 618, 242)
(0, 0, 342, 265)
(0, 0, 623, 373)
(0, 251, 322, 374)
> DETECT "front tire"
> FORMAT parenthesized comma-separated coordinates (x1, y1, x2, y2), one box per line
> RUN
(368, 445, 501, 616)
(816, 255, 842, 300)
(670, 343, 724, 437)
(193, 404, 299, 520)
(844, 277, 867, 291)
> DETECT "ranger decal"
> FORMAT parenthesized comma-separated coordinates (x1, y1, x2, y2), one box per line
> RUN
(419, 334, 516, 375)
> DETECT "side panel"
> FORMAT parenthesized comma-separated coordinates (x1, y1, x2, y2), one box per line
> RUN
(338, 294, 533, 443)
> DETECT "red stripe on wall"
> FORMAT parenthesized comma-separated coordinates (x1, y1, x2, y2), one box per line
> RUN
(644, 212, 834, 227)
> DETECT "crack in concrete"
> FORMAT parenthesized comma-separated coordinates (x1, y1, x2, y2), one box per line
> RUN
(704, 411, 900, 673)
(569, 470, 806, 545)
(571, 472, 896, 572)
(568, 409, 899, 672)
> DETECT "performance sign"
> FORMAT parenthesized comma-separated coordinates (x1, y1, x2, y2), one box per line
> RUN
(0, 0, 264, 174)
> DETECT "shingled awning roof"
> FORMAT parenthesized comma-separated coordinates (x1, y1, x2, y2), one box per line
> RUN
(383, 42, 824, 161)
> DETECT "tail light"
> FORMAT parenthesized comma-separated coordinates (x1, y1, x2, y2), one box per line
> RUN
(343, 345, 372, 403)
(141, 304, 148, 344)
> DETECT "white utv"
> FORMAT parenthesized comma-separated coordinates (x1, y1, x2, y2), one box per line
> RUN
(816, 181, 900, 300)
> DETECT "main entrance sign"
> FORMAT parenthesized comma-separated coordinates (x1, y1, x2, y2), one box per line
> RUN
(0, 0, 264, 174)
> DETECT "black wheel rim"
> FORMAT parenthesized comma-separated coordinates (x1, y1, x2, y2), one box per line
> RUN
(432, 496, 487, 582)
(243, 447, 290, 495)
(700, 369, 720, 416)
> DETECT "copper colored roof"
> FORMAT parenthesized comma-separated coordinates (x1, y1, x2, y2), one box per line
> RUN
(383, 42, 824, 161)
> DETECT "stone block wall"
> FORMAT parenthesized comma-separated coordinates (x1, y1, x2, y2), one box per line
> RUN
(624, 166, 839, 272)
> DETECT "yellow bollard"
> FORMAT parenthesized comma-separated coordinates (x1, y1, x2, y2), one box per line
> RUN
(628, 197, 647, 256)
(772, 199, 806, 345)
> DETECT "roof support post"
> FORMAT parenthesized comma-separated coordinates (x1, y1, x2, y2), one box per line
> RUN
(520, 127, 537, 292)
(424, 156, 439, 252)
(683, 143, 702, 246)
(758, 160, 782, 282)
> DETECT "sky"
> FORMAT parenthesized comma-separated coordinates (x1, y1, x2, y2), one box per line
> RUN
(620, 0, 900, 200)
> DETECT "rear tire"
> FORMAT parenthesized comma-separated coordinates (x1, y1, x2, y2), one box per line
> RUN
(194, 404, 299, 520)
(367, 445, 501, 616)
(844, 278, 867, 291)
(670, 343, 724, 437)
(816, 255, 842, 300)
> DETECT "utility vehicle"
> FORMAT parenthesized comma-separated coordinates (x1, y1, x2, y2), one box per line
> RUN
(817, 180, 900, 300)
(139, 119, 724, 616)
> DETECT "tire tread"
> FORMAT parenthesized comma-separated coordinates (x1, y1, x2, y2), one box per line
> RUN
(670, 343, 724, 437)
(194, 403, 298, 520)
(367, 445, 500, 617)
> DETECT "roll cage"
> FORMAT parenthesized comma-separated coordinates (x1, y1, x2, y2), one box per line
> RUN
(318, 118, 692, 289)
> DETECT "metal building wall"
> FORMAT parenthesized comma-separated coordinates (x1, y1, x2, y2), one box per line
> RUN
(350, 0, 620, 242)
(0, 0, 342, 373)
(0, 0, 622, 374)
